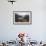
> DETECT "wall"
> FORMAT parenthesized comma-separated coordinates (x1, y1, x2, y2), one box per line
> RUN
(0, 0, 46, 41)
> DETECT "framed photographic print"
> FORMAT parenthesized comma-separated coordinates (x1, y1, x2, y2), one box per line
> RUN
(13, 11, 32, 25)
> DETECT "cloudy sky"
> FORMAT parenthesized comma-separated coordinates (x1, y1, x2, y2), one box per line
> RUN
(15, 12, 30, 16)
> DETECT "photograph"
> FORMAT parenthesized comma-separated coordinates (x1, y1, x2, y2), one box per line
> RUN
(13, 11, 32, 25)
